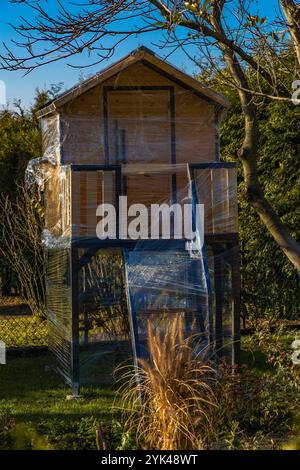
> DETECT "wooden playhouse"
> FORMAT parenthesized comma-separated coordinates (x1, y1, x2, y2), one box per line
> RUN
(36, 47, 240, 394)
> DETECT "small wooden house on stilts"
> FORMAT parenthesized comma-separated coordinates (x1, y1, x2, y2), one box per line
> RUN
(35, 47, 240, 395)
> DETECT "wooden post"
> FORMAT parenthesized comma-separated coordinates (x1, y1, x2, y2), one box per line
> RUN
(213, 246, 223, 358)
(70, 246, 80, 397)
(231, 243, 241, 364)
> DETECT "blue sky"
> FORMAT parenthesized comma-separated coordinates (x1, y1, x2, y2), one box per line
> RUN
(0, 0, 279, 109)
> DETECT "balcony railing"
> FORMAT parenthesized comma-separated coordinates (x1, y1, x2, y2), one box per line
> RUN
(45, 162, 238, 241)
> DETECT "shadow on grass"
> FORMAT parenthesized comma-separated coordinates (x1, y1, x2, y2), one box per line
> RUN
(0, 350, 124, 413)
(1, 349, 131, 396)
(240, 348, 274, 373)
(0, 350, 128, 449)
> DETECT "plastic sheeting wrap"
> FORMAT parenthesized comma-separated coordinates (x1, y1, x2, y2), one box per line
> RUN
(40, 162, 239, 389)
(31, 54, 239, 390)
(57, 60, 221, 166)
(46, 248, 73, 385)
(124, 248, 210, 360)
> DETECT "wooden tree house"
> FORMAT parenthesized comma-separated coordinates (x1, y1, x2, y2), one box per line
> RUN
(36, 47, 240, 394)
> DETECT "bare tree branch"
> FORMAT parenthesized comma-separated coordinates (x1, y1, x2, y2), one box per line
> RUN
(0, 185, 46, 316)
(1, 0, 300, 271)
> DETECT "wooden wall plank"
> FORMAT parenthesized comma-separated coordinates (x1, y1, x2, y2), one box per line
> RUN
(86, 171, 97, 237)
(80, 172, 88, 237)
(194, 169, 213, 233)
(227, 168, 238, 233)
(71, 172, 81, 239)
(60, 61, 217, 165)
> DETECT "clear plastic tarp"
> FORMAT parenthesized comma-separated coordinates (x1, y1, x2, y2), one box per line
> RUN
(42, 162, 239, 391)
(28, 61, 239, 391)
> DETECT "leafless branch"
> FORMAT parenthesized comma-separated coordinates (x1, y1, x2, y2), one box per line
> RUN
(0, 184, 46, 316)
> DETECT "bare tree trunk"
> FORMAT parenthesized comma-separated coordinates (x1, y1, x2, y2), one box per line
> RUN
(241, 157, 300, 270)
(211, 5, 300, 272)
(280, 0, 300, 67)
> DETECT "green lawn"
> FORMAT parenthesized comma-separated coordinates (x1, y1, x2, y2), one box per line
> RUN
(0, 351, 124, 450)
(1, 333, 299, 450)
(0, 342, 275, 451)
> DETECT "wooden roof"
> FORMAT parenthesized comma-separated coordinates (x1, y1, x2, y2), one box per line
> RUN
(37, 46, 230, 118)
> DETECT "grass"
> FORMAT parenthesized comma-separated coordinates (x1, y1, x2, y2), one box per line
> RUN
(241, 328, 299, 373)
(0, 350, 122, 450)
(240, 343, 272, 372)
(0, 325, 299, 450)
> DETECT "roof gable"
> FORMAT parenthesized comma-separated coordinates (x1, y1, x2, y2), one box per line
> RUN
(36, 46, 230, 118)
